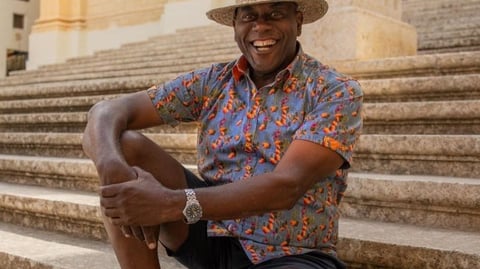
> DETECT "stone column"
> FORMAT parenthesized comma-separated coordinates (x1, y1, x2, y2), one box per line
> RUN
(27, 0, 86, 70)
(300, 0, 417, 63)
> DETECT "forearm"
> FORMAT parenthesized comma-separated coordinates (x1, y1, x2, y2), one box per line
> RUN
(83, 100, 134, 184)
(83, 91, 163, 185)
(196, 172, 302, 220)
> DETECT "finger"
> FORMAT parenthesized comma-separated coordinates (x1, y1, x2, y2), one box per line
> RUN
(103, 207, 120, 219)
(132, 166, 148, 179)
(120, 225, 133, 238)
(142, 226, 160, 250)
(99, 184, 121, 198)
(130, 226, 145, 241)
(99, 196, 118, 208)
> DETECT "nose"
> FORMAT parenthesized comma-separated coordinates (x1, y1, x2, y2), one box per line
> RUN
(252, 15, 273, 32)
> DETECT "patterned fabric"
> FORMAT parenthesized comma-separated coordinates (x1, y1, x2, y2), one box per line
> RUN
(148, 45, 363, 264)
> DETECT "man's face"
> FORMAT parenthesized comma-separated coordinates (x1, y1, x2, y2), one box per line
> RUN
(233, 2, 303, 79)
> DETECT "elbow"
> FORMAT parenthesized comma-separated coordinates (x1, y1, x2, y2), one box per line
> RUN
(274, 179, 306, 211)
(283, 187, 303, 210)
(82, 100, 110, 155)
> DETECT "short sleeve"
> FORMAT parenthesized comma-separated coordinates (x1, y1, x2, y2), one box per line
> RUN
(147, 68, 210, 126)
(293, 77, 363, 169)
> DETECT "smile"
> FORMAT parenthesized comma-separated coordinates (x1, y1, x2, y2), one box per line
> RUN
(252, 39, 277, 52)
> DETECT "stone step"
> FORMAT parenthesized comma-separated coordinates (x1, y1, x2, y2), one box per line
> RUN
(7, 53, 238, 84)
(32, 46, 239, 74)
(403, 1, 480, 21)
(341, 173, 480, 232)
(338, 218, 480, 269)
(334, 51, 480, 79)
(420, 36, 480, 53)
(418, 45, 480, 55)
(6, 49, 479, 90)
(0, 155, 477, 233)
(0, 154, 197, 192)
(0, 99, 477, 134)
(0, 132, 198, 163)
(0, 94, 117, 114)
(0, 133, 477, 179)
(0, 110, 201, 133)
(71, 35, 237, 65)
(0, 222, 121, 269)
(0, 112, 87, 132)
(0, 76, 160, 100)
(353, 134, 480, 178)
(10, 50, 480, 88)
(0, 211, 185, 269)
(0, 181, 478, 269)
(1, 61, 211, 87)
(21, 42, 239, 73)
(0, 68, 477, 106)
(361, 74, 480, 102)
(415, 18, 480, 36)
(362, 100, 480, 135)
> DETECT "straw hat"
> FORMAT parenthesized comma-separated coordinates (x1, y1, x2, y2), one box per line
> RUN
(206, 0, 328, 26)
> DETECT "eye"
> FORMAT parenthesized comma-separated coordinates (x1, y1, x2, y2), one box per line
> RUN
(270, 11, 285, 19)
(239, 12, 257, 22)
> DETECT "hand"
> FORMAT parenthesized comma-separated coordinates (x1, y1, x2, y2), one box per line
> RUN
(120, 225, 160, 250)
(100, 166, 177, 226)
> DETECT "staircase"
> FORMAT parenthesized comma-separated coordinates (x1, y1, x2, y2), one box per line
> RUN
(402, 0, 480, 54)
(0, 6, 479, 269)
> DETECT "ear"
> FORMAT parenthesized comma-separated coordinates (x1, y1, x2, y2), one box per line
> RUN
(296, 11, 304, 36)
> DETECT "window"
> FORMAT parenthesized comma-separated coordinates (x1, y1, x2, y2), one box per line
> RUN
(13, 14, 24, 29)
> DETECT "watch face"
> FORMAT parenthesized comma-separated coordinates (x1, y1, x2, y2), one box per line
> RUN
(185, 202, 202, 223)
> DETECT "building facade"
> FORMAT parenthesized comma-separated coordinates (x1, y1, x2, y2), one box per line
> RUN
(0, 0, 40, 77)
(26, 0, 417, 72)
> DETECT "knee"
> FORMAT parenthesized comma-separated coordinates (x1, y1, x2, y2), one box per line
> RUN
(119, 131, 147, 161)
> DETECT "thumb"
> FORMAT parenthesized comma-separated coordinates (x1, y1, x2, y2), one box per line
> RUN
(132, 166, 158, 183)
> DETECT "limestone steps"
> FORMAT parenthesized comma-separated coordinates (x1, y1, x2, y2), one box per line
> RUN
(0, 222, 121, 269)
(362, 100, 480, 135)
(0, 76, 160, 100)
(335, 51, 480, 79)
(0, 178, 478, 268)
(10, 49, 480, 85)
(1, 72, 478, 103)
(0, 71, 477, 107)
(9, 47, 239, 80)
(402, 0, 480, 53)
(0, 94, 117, 114)
(4, 50, 480, 89)
(341, 173, 480, 232)
(339, 218, 480, 269)
(0, 211, 185, 269)
(0, 132, 477, 179)
(0, 111, 203, 133)
(0, 98, 477, 134)
(353, 134, 480, 178)
(361, 74, 480, 102)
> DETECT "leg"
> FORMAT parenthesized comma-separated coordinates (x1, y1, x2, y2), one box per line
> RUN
(251, 252, 346, 269)
(103, 130, 190, 269)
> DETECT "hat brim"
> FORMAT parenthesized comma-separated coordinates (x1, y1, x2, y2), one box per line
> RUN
(206, 0, 328, 26)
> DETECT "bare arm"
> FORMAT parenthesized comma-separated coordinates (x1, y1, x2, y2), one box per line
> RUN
(198, 139, 344, 219)
(82, 91, 162, 184)
(100, 138, 344, 225)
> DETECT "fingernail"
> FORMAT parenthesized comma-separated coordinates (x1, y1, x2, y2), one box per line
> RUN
(148, 242, 156, 249)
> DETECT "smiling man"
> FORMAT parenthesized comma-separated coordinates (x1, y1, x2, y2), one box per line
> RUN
(82, 1, 363, 268)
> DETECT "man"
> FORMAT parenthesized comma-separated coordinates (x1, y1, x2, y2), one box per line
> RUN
(82, 0, 363, 268)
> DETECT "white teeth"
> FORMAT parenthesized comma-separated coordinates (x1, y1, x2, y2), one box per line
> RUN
(253, 40, 277, 47)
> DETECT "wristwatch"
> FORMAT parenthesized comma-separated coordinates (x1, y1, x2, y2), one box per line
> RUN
(182, 189, 203, 224)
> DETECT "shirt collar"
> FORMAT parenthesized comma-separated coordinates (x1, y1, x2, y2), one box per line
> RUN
(232, 42, 305, 83)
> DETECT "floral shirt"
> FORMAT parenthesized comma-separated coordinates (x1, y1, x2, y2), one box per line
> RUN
(148, 46, 363, 264)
